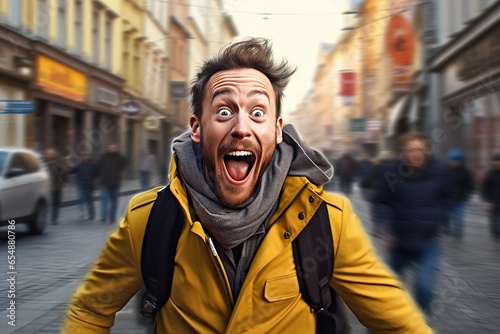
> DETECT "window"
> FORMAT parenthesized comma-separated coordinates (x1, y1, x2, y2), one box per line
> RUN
(8, 0, 22, 27)
(122, 35, 129, 78)
(38, 0, 49, 39)
(22, 153, 41, 173)
(104, 17, 112, 68)
(57, 1, 67, 47)
(0, 151, 7, 175)
(74, 0, 83, 53)
(7, 153, 31, 173)
(92, 9, 100, 63)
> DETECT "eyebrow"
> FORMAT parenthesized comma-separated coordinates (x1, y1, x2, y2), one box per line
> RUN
(211, 89, 270, 102)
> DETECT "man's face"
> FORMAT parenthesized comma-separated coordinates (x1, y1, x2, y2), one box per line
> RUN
(190, 68, 283, 207)
(402, 139, 428, 169)
(108, 144, 117, 153)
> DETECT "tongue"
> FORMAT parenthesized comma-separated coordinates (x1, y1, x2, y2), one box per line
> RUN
(226, 160, 250, 181)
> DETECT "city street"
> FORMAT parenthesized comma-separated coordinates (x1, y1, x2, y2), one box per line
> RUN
(1, 186, 499, 333)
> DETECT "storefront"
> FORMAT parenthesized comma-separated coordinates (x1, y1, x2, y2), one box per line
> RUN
(31, 44, 89, 157)
(431, 2, 500, 182)
(0, 26, 32, 148)
(87, 71, 124, 160)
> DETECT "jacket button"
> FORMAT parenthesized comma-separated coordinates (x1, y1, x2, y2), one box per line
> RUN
(284, 231, 291, 239)
(309, 196, 315, 203)
(298, 212, 305, 220)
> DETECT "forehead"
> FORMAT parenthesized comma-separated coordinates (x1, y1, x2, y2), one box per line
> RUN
(403, 139, 428, 151)
(205, 68, 275, 99)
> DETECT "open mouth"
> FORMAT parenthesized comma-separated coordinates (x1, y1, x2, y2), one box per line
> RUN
(223, 150, 256, 184)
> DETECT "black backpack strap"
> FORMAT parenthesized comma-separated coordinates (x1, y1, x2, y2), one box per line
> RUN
(293, 202, 347, 334)
(140, 184, 185, 318)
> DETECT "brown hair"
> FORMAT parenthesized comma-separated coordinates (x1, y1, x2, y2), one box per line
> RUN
(189, 37, 296, 119)
(397, 131, 430, 152)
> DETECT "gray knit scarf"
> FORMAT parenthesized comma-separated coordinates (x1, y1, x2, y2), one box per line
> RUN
(172, 124, 333, 249)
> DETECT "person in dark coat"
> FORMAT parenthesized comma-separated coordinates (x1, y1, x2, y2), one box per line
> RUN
(443, 148, 474, 238)
(481, 152, 500, 240)
(365, 150, 394, 237)
(44, 148, 68, 225)
(96, 144, 127, 223)
(69, 154, 97, 221)
(356, 152, 374, 201)
(372, 131, 450, 316)
(335, 151, 357, 195)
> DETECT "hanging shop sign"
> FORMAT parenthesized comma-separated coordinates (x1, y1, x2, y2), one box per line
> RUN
(386, 13, 416, 92)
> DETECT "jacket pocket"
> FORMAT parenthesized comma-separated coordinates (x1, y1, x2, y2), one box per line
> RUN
(264, 273, 299, 302)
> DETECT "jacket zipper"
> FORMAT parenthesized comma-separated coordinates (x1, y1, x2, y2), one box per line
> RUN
(206, 236, 235, 307)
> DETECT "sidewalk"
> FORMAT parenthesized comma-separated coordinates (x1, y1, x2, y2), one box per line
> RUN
(60, 178, 150, 207)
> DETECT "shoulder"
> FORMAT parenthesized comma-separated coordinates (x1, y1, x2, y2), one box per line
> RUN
(319, 190, 346, 212)
(128, 186, 165, 212)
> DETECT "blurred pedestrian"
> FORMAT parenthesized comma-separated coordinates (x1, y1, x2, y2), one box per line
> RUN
(335, 151, 357, 195)
(366, 150, 394, 237)
(138, 147, 157, 191)
(444, 148, 474, 238)
(481, 152, 500, 240)
(96, 144, 127, 224)
(373, 131, 450, 316)
(356, 152, 374, 201)
(69, 154, 97, 221)
(44, 148, 68, 225)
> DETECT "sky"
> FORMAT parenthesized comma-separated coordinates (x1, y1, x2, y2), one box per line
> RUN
(224, 0, 350, 118)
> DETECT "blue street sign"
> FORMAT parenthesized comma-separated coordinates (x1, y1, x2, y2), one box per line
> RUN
(0, 100, 35, 114)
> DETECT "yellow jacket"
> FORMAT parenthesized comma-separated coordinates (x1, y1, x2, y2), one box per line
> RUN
(62, 160, 432, 333)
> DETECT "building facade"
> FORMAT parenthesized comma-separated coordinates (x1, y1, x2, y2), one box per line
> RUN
(430, 0, 500, 182)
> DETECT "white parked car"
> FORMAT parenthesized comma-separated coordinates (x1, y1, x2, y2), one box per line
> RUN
(0, 148, 50, 234)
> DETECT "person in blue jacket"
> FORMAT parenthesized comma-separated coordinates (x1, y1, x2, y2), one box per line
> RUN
(481, 152, 500, 240)
(69, 154, 97, 221)
(443, 148, 474, 238)
(373, 131, 450, 316)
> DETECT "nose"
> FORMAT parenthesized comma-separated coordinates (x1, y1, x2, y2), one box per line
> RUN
(231, 112, 251, 139)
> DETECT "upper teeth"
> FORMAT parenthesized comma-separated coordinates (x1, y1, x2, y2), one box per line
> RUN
(227, 151, 252, 157)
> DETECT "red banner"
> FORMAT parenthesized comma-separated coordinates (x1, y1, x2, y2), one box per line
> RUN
(340, 71, 355, 97)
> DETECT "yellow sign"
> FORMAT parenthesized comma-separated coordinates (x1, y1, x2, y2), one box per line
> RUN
(36, 55, 87, 102)
(144, 115, 160, 131)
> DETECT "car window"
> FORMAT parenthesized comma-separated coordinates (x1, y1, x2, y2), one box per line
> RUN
(21, 152, 41, 173)
(7, 152, 31, 172)
(0, 151, 7, 175)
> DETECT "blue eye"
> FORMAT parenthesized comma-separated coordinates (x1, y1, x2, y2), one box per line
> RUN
(251, 109, 264, 117)
(217, 108, 231, 117)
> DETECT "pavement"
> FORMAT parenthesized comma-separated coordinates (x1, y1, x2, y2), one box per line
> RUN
(0, 181, 499, 333)
(60, 176, 146, 208)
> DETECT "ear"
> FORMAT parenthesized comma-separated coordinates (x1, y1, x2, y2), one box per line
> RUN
(276, 117, 284, 144)
(190, 116, 201, 143)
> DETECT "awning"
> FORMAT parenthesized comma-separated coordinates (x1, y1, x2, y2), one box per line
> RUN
(387, 95, 410, 137)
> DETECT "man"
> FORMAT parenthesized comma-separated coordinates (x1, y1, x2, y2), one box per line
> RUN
(96, 144, 127, 223)
(138, 147, 157, 190)
(69, 154, 97, 221)
(444, 148, 474, 238)
(481, 152, 500, 240)
(373, 131, 449, 316)
(44, 148, 67, 225)
(335, 151, 357, 195)
(63, 38, 432, 333)
(356, 152, 374, 201)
